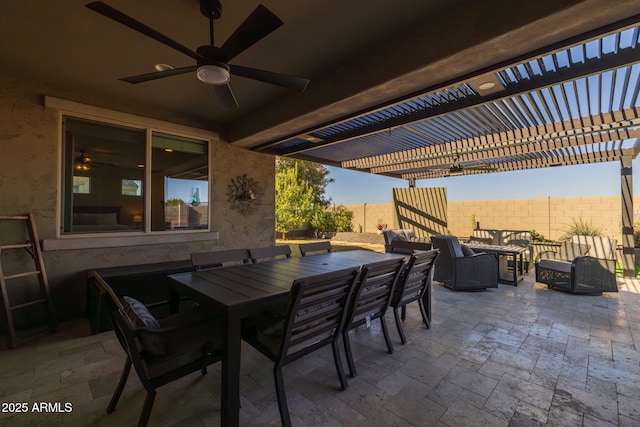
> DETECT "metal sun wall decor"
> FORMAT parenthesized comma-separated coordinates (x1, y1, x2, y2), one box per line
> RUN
(227, 174, 259, 214)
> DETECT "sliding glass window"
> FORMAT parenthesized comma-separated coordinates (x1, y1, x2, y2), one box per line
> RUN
(61, 117, 209, 234)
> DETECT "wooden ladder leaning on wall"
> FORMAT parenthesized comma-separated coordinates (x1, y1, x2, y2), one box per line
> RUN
(0, 213, 56, 349)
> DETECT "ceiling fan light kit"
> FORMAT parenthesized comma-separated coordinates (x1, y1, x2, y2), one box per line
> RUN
(74, 163, 91, 172)
(85, 0, 310, 108)
(74, 152, 92, 171)
(196, 64, 230, 85)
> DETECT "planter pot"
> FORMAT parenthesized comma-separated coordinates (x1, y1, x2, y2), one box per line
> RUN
(376, 229, 384, 235)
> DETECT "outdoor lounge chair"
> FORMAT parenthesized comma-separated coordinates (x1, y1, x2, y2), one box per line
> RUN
(430, 235, 498, 291)
(342, 258, 405, 377)
(535, 237, 618, 294)
(389, 249, 439, 344)
(91, 275, 222, 427)
(241, 267, 360, 427)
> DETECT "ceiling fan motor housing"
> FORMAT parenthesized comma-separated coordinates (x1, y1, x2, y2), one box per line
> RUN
(195, 45, 230, 84)
(200, 0, 222, 19)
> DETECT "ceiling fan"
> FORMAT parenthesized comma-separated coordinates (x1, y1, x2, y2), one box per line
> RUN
(445, 155, 498, 175)
(85, 1, 310, 108)
(73, 151, 119, 171)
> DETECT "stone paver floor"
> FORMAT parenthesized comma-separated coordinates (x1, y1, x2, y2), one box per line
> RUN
(1, 272, 639, 426)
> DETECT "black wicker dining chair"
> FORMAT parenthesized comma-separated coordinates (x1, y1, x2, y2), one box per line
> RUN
(241, 267, 360, 427)
(390, 249, 439, 344)
(342, 257, 405, 377)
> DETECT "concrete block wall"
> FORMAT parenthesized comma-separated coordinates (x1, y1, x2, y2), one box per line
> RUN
(346, 193, 639, 243)
(349, 203, 399, 234)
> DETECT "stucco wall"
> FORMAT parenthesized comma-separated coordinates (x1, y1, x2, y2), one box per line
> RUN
(347, 193, 637, 243)
(0, 74, 275, 325)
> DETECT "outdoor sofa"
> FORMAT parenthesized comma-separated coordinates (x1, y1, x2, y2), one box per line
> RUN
(383, 228, 432, 253)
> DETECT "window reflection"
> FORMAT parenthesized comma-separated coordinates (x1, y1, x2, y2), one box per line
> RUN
(62, 117, 145, 233)
(151, 132, 209, 231)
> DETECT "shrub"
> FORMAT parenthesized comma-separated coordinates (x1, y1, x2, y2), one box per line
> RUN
(559, 219, 603, 241)
(165, 198, 185, 206)
(634, 216, 640, 248)
(530, 230, 551, 242)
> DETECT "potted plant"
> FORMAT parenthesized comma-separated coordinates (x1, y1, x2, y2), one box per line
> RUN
(376, 219, 387, 235)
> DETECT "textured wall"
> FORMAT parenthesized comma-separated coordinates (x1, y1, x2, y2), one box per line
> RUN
(0, 74, 275, 324)
(450, 196, 630, 242)
(346, 192, 637, 243)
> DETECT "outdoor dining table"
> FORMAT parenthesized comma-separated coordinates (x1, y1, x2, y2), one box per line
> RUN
(464, 243, 528, 286)
(167, 249, 407, 427)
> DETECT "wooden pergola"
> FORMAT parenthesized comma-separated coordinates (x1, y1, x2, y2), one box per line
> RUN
(253, 16, 640, 276)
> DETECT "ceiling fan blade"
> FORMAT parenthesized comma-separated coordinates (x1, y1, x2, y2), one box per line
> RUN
(120, 66, 197, 84)
(214, 84, 239, 109)
(86, 1, 202, 61)
(230, 65, 309, 91)
(221, 4, 283, 61)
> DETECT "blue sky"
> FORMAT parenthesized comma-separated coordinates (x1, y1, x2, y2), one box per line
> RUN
(324, 156, 640, 205)
(166, 178, 208, 204)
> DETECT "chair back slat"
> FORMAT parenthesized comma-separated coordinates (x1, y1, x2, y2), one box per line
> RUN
(280, 267, 360, 358)
(346, 258, 405, 327)
(393, 250, 439, 307)
(191, 249, 250, 270)
(249, 246, 292, 263)
(299, 241, 332, 256)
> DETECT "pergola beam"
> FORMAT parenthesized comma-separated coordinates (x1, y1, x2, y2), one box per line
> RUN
(344, 113, 640, 173)
(402, 148, 636, 179)
(271, 45, 640, 158)
(368, 129, 640, 174)
(621, 155, 635, 277)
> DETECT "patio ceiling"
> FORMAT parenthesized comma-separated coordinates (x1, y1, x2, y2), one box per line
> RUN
(252, 16, 640, 182)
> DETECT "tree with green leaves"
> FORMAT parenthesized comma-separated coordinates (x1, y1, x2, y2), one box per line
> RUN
(311, 205, 354, 234)
(276, 158, 352, 238)
(165, 198, 185, 206)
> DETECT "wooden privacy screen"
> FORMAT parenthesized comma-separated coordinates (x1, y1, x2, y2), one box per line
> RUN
(392, 187, 448, 238)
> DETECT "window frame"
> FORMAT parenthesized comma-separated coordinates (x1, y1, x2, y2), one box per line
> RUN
(47, 96, 218, 248)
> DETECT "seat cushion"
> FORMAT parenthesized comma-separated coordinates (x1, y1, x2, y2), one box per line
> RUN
(460, 244, 476, 256)
(403, 229, 416, 240)
(121, 296, 166, 355)
(538, 259, 572, 274)
(146, 315, 222, 378)
(387, 230, 407, 242)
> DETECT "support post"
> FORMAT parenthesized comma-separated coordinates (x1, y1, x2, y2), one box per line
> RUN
(621, 155, 635, 277)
